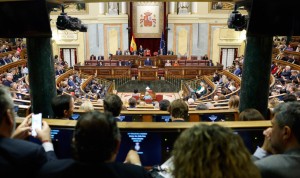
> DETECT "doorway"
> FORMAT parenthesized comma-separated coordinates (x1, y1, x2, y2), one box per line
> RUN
(220, 48, 237, 69)
(60, 48, 77, 67)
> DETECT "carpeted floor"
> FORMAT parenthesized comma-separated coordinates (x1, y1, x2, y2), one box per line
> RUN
(118, 92, 181, 102)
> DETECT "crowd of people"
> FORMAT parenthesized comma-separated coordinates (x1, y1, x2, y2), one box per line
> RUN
(2, 83, 300, 178)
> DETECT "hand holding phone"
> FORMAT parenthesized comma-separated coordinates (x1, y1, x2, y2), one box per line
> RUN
(31, 113, 42, 137)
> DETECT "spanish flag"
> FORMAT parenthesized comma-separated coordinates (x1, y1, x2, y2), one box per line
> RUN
(130, 35, 137, 52)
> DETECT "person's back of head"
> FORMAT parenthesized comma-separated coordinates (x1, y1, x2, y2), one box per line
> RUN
(283, 93, 297, 102)
(133, 89, 138, 94)
(128, 97, 137, 108)
(229, 95, 240, 109)
(159, 99, 170, 111)
(103, 94, 123, 117)
(73, 111, 120, 163)
(51, 95, 74, 119)
(0, 86, 14, 134)
(239, 108, 265, 121)
(195, 102, 209, 110)
(168, 99, 188, 121)
(172, 124, 261, 178)
(187, 98, 194, 105)
(272, 101, 300, 153)
(79, 100, 94, 112)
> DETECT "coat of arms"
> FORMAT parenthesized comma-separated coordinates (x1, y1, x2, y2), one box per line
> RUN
(140, 11, 156, 27)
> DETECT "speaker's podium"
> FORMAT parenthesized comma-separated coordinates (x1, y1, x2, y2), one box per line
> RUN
(138, 66, 158, 81)
(144, 49, 151, 56)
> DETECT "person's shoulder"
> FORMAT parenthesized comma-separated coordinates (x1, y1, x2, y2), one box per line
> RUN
(106, 162, 152, 178)
(0, 137, 43, 151)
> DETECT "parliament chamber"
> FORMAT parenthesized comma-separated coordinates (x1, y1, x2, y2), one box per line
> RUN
(1, 0, 300, 174)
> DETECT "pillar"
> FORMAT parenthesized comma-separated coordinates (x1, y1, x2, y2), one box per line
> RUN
(99, 2, 105, 15)
(27, 38, 56, 118)
(121, 2, 127, 14)
(239, 35, 273, 118)
(169, 2, 175, 14)
(191, 2, 197, 14)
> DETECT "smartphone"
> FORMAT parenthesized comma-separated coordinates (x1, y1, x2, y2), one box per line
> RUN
(31, 113, 42, 137)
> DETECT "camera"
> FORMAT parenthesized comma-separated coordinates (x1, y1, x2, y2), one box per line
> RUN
(227, 5, 247, 31)
(56, 13, 87, 32)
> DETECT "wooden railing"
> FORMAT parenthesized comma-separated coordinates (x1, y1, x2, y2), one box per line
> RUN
(16, 117, 271, 129)
(55, 69, 74, 89)
(221, 70, 241, 98)
(73, 108, 240, 122)
(0, 59, 27, 74)
(273, 59, 300, 70)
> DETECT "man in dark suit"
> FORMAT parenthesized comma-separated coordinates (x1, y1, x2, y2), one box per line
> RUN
(138, 45, 144, 56)
(37, 111, 151, 178)
(116, 48, 122, 55)
(144, 57, 152, 66)
(0, 85, 56, 177)
(254, 102, 300, 178)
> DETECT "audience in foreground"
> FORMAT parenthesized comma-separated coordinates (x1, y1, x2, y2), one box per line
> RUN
(103, 93, 123, 121)
(0, 85, 56, 177)
(168, 99, 189, 122)
(172, 124, 261, 178)
(37, 111, 151, 178)
(254, 101, 300, 178)
(51, 94, 74, 119)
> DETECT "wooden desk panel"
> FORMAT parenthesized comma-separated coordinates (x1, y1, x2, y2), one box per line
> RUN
(74, 65, 223, 80)
(138, 67, 158, 80)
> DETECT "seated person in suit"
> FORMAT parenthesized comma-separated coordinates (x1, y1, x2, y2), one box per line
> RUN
(51, 95, 75, 120)
(167, 50, 174, 55)
(116, 48, 122, 55)
(37, 111, 150, 178)
(144, 58, 152, 66)
(254, 102, 300, 178)
(0, 85, 57, 177)
(202, 54, 209, 60)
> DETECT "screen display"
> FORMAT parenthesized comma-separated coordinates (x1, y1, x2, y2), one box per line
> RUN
(154, 115, 171, 122)
(28, 127, 264, 165)
(116, 130, 180, 166)
(201, 114, 226, 122)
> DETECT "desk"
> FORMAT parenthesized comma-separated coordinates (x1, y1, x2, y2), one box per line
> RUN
(138, 67, 158, 80)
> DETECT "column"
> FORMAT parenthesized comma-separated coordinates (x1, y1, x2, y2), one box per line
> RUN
(191, 2, 197, 14)
(169, 2, 175, 14)
(99, 2, 105, 15)
(239, 35, 273, 117)
(121, 2, 127, 14)
(27, 38, 57, 118)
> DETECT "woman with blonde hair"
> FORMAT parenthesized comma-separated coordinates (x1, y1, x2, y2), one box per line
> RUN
(172, 124, 261, 178)
(228, 95, 240, 109)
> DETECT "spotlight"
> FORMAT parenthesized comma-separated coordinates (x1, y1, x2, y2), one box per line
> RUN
(227, 5, 247, 31)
